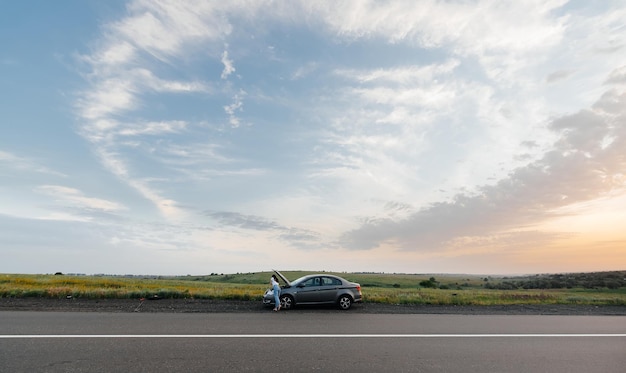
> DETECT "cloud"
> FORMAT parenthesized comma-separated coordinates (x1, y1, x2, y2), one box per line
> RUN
(74, 1, 234, 220)
(208, 211, 283, 231)
(335, 60, 460, 85)
(157, 144, 265, 181)
(223, 90, 246, 127)
(340, 82, 626, 251)
(605, 65, 626, 84)
(117, 120, 187, 137)
(35, 185, 126, 212)
(77, 78, 137, 123)
(311, 1, 566, 54)
(220, 49, 236, 79)
(0, 150, 66, 177)
(155, 142, 231, 165)
(206, 211, 322, 248)
(546, 69, 575, 84)
(291, 62, 318, 80)
(114, 1, 232, 59)
(132, 68, 212, 93)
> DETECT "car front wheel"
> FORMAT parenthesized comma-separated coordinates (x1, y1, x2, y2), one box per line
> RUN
(337, 295, 353, 310)
(280, 295, 294, 310)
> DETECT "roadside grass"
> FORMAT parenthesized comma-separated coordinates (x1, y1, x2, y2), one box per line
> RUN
(362, 288, 626, 306)
(0, 274, 266, 301)
(1, 272, 625, 306)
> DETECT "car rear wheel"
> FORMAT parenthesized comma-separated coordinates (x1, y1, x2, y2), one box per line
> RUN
(280, 295, 294, 310)
(337, 295, 353, 310)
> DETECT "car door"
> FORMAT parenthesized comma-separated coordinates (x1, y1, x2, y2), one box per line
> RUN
(318, 276, 342, 303)
(295, 276, 321, 303)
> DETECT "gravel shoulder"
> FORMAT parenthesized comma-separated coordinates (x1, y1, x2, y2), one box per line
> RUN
(2, 298, 625, 315)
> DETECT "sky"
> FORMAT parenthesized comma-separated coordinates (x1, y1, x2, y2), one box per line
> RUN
(1, 0, 625, 276)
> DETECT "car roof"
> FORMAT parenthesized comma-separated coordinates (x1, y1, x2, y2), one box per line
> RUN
(273, 271, 347, 286)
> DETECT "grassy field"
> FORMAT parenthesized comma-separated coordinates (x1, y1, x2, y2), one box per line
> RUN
(1, 271, 625, 306)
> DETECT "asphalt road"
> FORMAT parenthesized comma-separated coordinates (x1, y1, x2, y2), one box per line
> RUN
(1, 311, 625, 372)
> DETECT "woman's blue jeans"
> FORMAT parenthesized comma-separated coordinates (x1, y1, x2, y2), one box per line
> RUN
(273, 285, 281, 308)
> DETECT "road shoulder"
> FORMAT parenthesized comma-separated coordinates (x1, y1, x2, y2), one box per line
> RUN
(1, 298, 625, 315)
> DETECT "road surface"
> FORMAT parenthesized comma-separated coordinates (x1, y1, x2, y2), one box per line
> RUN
(1, 311, 625, 372)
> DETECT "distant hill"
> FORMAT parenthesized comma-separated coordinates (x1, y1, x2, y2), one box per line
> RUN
(484, 271, 626, 290)
(175, 270, 626, 290)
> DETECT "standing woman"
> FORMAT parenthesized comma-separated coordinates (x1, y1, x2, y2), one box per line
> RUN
(270, 275, 281, 311)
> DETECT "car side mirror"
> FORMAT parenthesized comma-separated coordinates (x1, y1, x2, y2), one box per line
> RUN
(297, 283, 305, 288)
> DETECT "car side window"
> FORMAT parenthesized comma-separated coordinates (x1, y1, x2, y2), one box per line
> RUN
(322, 277, 341, 286)
(303, 277, 320, 287)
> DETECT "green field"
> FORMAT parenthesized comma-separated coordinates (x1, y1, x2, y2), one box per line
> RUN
(1, 271, 625, 306)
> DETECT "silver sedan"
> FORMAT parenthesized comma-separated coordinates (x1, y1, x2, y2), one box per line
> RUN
(263, 270, 362, 310)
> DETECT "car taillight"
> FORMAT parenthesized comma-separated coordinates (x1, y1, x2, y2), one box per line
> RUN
(356, 285, 361, 295)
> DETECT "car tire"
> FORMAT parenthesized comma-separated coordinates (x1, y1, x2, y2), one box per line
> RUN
(337, 295, 353, 310)
(280, 295, 294, 310)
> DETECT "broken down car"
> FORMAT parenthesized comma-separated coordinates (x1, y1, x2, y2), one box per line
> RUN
(263, 270, 362, 310)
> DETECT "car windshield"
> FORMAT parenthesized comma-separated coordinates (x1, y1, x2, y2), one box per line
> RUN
(292, 275, 318, 286)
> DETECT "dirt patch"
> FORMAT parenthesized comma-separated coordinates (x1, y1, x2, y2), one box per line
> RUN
(1, 297, 625, 315)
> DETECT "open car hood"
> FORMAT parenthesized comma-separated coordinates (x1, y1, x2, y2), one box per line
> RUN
(273, 269, 291, 287)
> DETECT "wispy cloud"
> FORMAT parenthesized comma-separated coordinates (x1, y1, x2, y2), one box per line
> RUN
(206, 211, 321, 248)
(36, 185, 126, 212)
(0, 150, 66, 177)
(133, 68, 212, 93)
(223, 90, 246, 128)
(220, 49, 236, 79)
(546, 69, 576, 84)
(117, 120, 187, 137)
(291, 62, 318, 80)
(335, 60, 460, 85)
(77, 78, 137, 122)
(73, 1, 236, 220)
(30, 185, 127, 222)
(208, 211, 283, 231)
(605, 65, 626, 84)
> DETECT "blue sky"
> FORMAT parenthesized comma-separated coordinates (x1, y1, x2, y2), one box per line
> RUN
(2, 0, 626, 275)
